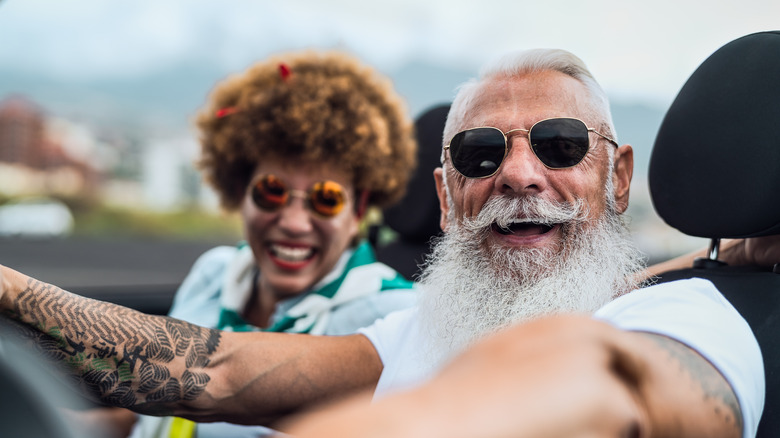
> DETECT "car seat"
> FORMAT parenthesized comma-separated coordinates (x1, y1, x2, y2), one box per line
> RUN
(648, 30, 780, 436)
(372, 103, 450, 280)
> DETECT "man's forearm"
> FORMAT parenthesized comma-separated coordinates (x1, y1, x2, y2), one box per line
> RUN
(0, 266, 221, 415)
(0, 265, 385, 425)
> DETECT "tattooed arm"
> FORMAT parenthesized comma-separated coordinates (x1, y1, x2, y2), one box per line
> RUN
(287, 315, 744, 438)
(0, 265, 382, 425)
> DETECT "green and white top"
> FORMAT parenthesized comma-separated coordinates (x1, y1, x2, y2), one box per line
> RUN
(130, 240, 417, 438)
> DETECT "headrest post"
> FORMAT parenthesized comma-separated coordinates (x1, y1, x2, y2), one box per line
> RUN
(707, 238, 721, 261)
(693, 238, 727, 269)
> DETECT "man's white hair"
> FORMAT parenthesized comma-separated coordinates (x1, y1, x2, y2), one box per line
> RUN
(441, 48, 617, 159)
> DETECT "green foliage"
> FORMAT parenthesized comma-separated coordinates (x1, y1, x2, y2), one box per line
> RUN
(72, 205, 242, 241)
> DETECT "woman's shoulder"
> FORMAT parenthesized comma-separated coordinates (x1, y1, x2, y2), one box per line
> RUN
(168, 245, 244, 321)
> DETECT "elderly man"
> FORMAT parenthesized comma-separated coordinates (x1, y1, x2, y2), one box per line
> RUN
(0, 48, 768, 438)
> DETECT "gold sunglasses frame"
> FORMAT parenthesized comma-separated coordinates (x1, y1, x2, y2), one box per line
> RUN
(443, 117, 619, 179)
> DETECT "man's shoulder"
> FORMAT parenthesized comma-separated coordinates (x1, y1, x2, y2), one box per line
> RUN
(594, 276, 742, 332)
(358, 306, 419, 343)
(367, 306, 419, 331)
(604, 277, 723, 310)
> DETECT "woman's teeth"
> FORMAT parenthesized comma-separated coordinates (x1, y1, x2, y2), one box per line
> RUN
(270, 244, 314, 262)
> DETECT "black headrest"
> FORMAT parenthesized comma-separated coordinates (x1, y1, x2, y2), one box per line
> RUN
(383, 103, 450, 241)
(649, 31, 780, 239)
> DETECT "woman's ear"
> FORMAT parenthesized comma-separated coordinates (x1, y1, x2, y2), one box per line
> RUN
(355, 190, 370, 220)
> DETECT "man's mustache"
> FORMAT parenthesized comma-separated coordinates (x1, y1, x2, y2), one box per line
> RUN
(462, 196, 589, 233)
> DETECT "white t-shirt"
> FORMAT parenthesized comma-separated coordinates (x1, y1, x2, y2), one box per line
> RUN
(359, 278, 764, 438)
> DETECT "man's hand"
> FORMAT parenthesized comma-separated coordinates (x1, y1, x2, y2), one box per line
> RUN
(0, 264, 16, 310)
(287, 315, 644, 438)
(0, 265, 5, 301)
(286, 315, 741, 438)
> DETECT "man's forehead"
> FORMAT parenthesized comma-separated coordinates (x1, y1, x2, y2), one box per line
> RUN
(460, 72, 591, 128)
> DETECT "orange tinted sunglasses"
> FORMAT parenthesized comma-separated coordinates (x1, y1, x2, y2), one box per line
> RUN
(250, 174, 347, 218)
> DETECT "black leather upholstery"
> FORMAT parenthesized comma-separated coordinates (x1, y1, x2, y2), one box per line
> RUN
(649, 31, 780, 436)
(373, 103, 449, 280)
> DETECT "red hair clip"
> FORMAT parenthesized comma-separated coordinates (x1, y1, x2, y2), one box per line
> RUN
(215, 106, 239, 118)
(279, 63, 292, 81)
(215, 64, 291, 119)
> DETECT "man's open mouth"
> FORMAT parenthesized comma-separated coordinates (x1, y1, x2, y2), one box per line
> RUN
(492, 221, 555, 236)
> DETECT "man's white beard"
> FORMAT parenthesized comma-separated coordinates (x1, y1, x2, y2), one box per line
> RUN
(417, 194, 645, 365)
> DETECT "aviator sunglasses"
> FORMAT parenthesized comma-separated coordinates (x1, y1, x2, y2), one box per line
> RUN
(250, 174, 347, 218)
(444, 117, 619, 179)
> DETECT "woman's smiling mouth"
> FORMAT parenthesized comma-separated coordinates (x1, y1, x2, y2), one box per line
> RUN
(269, 243, 316, 263)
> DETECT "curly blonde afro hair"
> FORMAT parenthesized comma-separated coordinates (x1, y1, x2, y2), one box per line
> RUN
(196, 50, 417, 211)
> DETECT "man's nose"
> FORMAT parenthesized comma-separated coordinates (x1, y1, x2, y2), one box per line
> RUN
(492, 136, 548, 196)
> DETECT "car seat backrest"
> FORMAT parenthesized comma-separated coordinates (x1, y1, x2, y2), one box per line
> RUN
(650, 32, 780, 239)
(649, 31, 780, 437)
(373, 103, 450, 280)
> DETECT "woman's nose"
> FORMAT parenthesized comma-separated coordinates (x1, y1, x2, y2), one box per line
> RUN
(277, 197, 314, 235)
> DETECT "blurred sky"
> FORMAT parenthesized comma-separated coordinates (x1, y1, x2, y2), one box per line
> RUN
(1, 0, 778, 107)
(0, 0, 775, 256)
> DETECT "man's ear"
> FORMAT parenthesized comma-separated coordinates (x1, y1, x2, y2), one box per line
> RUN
(612, 144, 633, 214)
(433, 167, 450, 232)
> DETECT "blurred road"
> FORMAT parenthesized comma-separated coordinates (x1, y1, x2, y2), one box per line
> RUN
(0, 236, 233, 314)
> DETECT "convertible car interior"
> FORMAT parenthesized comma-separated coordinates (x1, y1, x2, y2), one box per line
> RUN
(0, 30, 778, 437)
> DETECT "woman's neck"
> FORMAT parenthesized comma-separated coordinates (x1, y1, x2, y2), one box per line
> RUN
(242, 271, 279, 329)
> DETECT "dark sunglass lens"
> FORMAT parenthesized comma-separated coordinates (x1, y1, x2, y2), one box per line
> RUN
(530, 119, 589, 168)
(450, 128, 506, 177)
(310, 181, 346, 217)
(252, 175, 288, 210)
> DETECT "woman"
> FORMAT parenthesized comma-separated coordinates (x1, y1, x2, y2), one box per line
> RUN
(129, 49, 419, 438)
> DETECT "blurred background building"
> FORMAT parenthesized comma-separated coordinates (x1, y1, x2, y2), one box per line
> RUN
(1, 0, 776, 260)
(0, 95, 100, 198)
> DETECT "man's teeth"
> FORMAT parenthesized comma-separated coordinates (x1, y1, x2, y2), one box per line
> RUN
(271, 244, 314, 262)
